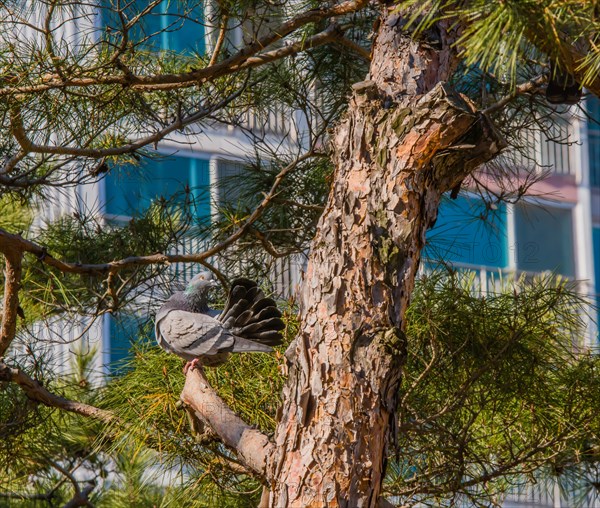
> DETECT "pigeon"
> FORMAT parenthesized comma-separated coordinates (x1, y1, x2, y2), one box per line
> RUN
(155, 271, 285, 367)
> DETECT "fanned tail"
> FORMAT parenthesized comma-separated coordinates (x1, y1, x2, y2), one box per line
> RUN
(218, 278, 284, 347)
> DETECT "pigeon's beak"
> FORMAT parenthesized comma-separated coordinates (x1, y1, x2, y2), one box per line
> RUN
(209, 279, 219, 288)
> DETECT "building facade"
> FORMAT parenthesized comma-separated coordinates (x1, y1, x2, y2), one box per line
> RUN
(9, 2, 600, 506)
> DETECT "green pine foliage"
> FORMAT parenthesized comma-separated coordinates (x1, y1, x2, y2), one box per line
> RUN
(388, 270, 600, 506)
(394, 1, 599, 86)
(1, 1, 600, 506)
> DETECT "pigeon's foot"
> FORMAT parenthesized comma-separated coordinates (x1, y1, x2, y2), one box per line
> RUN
(183, 358, 201, 374)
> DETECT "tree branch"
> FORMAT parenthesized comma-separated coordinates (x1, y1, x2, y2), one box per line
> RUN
(0, 151, 316, 277)
(48, 460, 95, 508)
(335, 35, 371, 62)
(0, 248, 23, 356)
(208, 12, 229, 67)
(0, 362, 114, 424)
(180, 365, 273, 480)
(0, 0, 369, 97)
(482, 74, 548, 115)
(6, 83, 247, 158)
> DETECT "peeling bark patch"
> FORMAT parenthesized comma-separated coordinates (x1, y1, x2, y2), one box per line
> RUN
(268, 9, 504, 507)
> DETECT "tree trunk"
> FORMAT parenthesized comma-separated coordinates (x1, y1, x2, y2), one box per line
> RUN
(266, 9, 504, 508)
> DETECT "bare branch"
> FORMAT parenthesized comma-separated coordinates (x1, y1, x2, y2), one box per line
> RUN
(335, 36, 371, 62)
(208, 12, 229, 67)
(482, 74, 548, 115)
(230, 23, 343, 75)
(180, 365, 273, 479)
(0, 362, 114, 424)
(48, 460, 95, 508)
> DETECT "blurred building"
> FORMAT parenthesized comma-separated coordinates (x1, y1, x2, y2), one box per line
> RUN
(13, 3, 600, 506)
(425, 103, 598, 350)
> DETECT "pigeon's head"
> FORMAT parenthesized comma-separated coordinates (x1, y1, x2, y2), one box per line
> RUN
(185, 271, 219, 295)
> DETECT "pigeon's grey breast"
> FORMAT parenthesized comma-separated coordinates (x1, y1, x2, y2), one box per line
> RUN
(157, 309, 234, 361)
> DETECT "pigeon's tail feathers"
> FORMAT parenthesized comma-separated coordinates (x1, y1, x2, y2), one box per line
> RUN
(230, 336, 274, 353)
(237, 317, 284, 336)
(220, 300, 249, 327)
(219, 278, 285, 346)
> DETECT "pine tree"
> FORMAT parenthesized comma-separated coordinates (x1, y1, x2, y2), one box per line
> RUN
(0, 1, 599, 506)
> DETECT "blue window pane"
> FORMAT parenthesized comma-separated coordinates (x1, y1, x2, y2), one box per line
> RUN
(594, 228, 600, 289)
(514, 204, 575, 277)
(108, 314, 140, 369)
(102, 1, 205, 54)
(425, 195, 508, 268)
(104, 156, 210, 219)
(143, 1, 205, 53)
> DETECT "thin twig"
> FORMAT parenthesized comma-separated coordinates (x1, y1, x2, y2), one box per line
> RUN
(48, 459, 95, 508)
(335, 36, 371, 61)
(209, 13, 229, 67)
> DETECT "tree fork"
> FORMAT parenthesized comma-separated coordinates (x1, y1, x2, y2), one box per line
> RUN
(266, 9, 504, 507)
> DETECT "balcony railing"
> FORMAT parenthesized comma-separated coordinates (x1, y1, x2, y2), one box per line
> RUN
(501, 118, 576, 177)
(168, 235, 304, 299)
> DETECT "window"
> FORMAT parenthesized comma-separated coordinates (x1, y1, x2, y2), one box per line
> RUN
(104, 155, 210, 219)
(102, 1, 205, 54)
(142, 1, 205, 54)
(107, 313, 143, 370)
(215, 159, 246, 206)
(514, 203, 575, 277)
(425, 195, 508, 268)
(540, 116, 572, 176)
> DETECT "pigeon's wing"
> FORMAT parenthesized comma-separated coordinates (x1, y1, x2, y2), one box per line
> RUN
(157, 310, 235, 358)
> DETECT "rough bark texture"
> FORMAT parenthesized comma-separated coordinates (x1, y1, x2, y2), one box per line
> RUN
(180, 366, 273, 478)
(267, 10, 503, 508)
(0, 247, 22, 357)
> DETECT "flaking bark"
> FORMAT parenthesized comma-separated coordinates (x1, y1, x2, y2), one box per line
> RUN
(267, 9, 504, 507)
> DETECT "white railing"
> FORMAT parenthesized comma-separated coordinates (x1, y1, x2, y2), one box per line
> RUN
(419, 260, 518, 295)
(500, 117, 576, 177)
(14, 314, 107, 383)
(168, 235, 304, 299)
(503, 478, 599, 508)
(239, 103, 292, 138)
